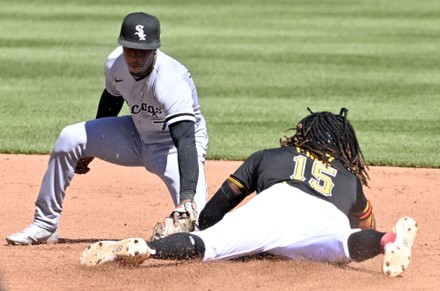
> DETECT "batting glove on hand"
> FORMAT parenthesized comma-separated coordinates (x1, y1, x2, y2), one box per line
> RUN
(151, 201, 198, 241)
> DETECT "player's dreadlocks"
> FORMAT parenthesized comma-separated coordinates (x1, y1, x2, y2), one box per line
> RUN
(280, 107, 370, 186)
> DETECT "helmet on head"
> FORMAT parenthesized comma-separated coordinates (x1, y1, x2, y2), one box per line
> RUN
(118, 12, 161, 50)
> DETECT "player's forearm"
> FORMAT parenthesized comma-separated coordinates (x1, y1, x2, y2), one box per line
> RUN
(176, 142, 198, 202)
(198, 180, 247, 230)
(169, 121, 199, 202)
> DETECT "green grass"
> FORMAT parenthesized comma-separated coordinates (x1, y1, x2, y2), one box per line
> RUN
(0, 0, 439, 167)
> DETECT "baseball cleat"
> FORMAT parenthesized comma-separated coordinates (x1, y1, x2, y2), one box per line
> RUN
(80, 238, 150, 266)
(382, 216, 418, 277)
(6, 224, 58, 245)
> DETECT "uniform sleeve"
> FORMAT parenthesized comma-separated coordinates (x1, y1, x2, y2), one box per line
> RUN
(199, 152, 262, 229)
(229, 150, 265, 194)
(95, 89, 124, 119)
(169, 120, 198, 202)
(104, 47, 123, 97)
(198, 179, 248, 230)
(157, 79, 196, 126)
(348, 179, 376, 229)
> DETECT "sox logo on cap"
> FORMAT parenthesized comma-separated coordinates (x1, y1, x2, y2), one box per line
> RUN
(135, 25, 146, 41)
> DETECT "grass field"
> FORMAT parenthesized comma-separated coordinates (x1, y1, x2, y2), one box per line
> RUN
(0, 0, 439, 167)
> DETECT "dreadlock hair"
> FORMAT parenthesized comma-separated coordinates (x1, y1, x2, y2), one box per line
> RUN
(280, 107, 370, 186)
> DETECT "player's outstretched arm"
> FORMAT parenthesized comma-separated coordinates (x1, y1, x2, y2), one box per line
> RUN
(198, 179, 248, 230)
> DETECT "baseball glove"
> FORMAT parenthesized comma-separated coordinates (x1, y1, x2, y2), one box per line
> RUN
(151, 201, 198, 241)
(75, 156, 94, 174)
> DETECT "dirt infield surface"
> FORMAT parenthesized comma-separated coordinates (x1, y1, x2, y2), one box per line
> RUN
(0, 154, 439, 290)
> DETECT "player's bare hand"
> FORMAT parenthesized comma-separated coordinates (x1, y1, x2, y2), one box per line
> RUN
(75, 156, 95, 174)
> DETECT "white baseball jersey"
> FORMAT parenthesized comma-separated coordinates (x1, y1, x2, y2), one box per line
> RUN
(31, 47, 209, 231)
(105, 46, 207, 144)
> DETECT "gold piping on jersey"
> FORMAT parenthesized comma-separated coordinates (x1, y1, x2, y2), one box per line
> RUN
(227, 177, 245, 190)
(350, 200, 375, 230)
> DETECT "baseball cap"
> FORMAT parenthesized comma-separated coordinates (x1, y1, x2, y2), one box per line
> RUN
(118, 12, 161, 50)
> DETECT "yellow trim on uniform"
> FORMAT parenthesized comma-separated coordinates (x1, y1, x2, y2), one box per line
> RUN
(351, 200, 371, 215)
(227, 177, 245, 190)
(351, 200, 375, 230)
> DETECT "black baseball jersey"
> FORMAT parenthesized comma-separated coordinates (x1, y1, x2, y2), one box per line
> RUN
(230, 146, 367, 216)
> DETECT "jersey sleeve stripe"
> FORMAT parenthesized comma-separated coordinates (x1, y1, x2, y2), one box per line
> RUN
(166, 113, 196, 125)
(227, 177, 245, 190)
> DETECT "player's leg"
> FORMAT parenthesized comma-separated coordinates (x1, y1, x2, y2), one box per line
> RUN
(346, 229, 384, 261)
(194, 158, 208, 213)
(79, 183, 348, 265)
(35, 116, 144, 227)
(194, 122, 209, 211)
(142, 183, 353, 262)
(79, 232, 206, 266)
(347, 216, 418, 277)
(6, 116, 144, 245)
(148, 232, 205, 260)
(82, 116, 145, 165)
(143, 141, 208, 210)
(193, 183, 355, 262)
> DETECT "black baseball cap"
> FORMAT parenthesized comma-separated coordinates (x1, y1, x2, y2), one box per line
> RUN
(118, 12, 161, 50)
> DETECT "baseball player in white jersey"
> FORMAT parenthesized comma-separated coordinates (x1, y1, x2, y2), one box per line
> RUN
(80, 109, 418, 278)
(6, 12, 208, 245)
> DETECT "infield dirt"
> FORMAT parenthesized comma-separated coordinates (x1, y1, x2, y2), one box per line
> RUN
(0, 154, 439, 290)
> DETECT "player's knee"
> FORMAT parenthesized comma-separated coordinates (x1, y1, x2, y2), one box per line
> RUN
(53, 123, 86, 153)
